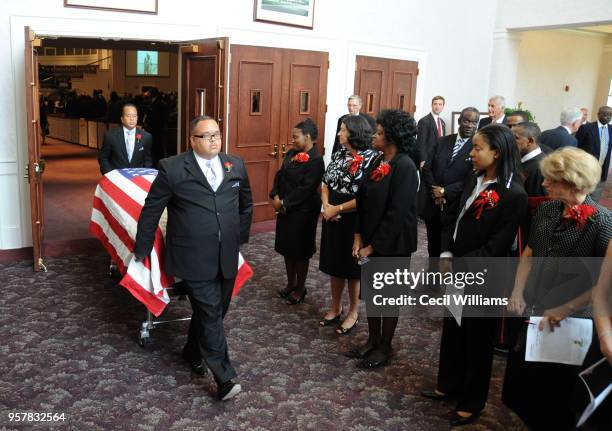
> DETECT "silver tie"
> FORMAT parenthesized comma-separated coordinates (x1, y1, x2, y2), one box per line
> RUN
(451, 138, 464, 161)
(600, 126, 609, 166)
(206, 160, 217, 190)
(126, 131, 133, 162)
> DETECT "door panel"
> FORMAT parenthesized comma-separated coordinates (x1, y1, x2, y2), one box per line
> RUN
(229, 45, 328, 222)
(24, 27, 45, 271)
(180, 38, 228, 153)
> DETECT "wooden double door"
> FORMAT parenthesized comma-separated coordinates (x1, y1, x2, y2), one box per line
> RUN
(228, 45, 328, 222)
(354, 55, 418, 116)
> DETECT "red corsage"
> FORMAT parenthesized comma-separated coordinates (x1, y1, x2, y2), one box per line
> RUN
(135, 133, 142, 141)
(292, 152, 310, 163)
(563, 204, 597, 230)
(473, 189, 500, 219)
(370, 162, 391, 182)
(224, 161, 233, 173)
(348, 154, 364, 174)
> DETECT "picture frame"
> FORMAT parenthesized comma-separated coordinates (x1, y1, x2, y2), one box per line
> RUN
(254, 0, 315, 29)
(451, 111, 489, 134)
(64, 0, 158, 15)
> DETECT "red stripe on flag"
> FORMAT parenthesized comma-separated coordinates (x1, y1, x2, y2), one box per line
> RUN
(131, 175, 153, 194)
(89, 221, 128, 274)
(233, 261, 253, 297)
(120, 272, 167, 317)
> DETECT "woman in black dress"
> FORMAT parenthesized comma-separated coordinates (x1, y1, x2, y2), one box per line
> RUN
(421, 124, 528, 427)
(270, 118, 325, 304)
(319, 115, 378, 334)
(504, 147, 612, 430)
(347, 109, 419, 368)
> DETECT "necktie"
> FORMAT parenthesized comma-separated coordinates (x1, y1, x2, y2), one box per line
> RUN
(451, 138, 464, 161)
(437, 117, 442, 137)
(599, 126, 609, 166)
(126, 131, 133, 162)
(206, 160, 217, 190)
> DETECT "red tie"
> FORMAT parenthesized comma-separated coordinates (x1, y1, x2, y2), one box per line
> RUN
(437, 117, 442, 137)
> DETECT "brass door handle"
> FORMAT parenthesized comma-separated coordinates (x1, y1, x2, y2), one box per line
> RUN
(269, 144, 279, 158)
(282, 143, 288, 157)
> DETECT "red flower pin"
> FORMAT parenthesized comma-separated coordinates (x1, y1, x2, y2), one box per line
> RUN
(224, 161, 233, 173)
(135, 133, 142, 141)
(292, 152, 310, 163)
(473, 189, 500, 219)
(348, 154, 364, 174)
(563, 204, 596, 230)
(370, 162, 391, 182)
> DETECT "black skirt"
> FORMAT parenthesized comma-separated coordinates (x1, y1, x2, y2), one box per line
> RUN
(318, 189, 360, 280)
(274, 208, 320, 259)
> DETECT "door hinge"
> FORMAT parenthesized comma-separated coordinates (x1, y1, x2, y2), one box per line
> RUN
(416, 68, 419, 76)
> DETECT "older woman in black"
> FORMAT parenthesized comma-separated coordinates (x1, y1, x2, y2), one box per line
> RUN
(319, 115, 378, 334)
(270, 118, 325, 304)
(347, 109, 419, 368)
(504, 147, 612, 430)
(421, 125, 528, 427)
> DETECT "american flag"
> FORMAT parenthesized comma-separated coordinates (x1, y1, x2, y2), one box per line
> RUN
(90, 168, 253, 317)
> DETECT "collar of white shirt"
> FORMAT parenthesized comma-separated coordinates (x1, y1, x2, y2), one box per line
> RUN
(495, 115, 505, 124)
(123, 127, 135, 136)
(521, 147, 542, 163)
(598, 121, 609, 129)
(193, 152, 222, 178)
(562, 125, 572, 135)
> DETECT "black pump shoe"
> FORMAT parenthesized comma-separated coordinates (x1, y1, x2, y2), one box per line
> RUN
(277, 286, 296, 298)
(286, 288, 307, 305)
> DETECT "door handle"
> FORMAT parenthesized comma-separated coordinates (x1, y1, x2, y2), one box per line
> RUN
(282, 143, 288, 157)
(269, 144, 279, 158)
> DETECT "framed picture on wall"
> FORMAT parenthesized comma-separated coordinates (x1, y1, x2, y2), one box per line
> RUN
(64, 0, 158, 15)
(254, 0, 315, 29)
(451, 111, 489, 134)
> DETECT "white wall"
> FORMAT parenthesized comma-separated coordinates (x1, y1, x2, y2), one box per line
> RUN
(514, 29, 606, 130)
(595, 36, 612, 115)
(0, 0, 499, 249)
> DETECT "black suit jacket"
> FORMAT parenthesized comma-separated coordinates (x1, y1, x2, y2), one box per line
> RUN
(477, 115, 507, 130)
(332, 113, 376, 154)
(356, 153, 419, 255)
(269, 146, 325, 212)
(540, 126, 578, 151)
(441, 173, 527, 257)
(521, 153, 547, 197)
(134, 151, 253, 280)
(577, 121, 612, 182)
(417, 113, 446, 167)
(421, 133, 473, 220)
(98, 126, 153, 174)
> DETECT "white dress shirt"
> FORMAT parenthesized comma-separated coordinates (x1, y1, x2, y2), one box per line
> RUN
(521, 147, 542, 163)
(193, 152, 223, 191)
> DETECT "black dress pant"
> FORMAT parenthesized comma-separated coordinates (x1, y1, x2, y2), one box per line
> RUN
(437, 316, 496, 413)
(425, 214, 442, 259)
(182, 277, 236, 385)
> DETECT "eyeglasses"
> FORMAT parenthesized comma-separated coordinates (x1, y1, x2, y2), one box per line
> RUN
(192, 132, 222, 142)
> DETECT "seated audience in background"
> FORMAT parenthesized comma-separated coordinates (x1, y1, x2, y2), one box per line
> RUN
(505, 147, 612, 430)
(577, 105, 612, 202)
(270, 119, 325, 305)
(540, 107, 581, 150)
(346, 109, 419, 369)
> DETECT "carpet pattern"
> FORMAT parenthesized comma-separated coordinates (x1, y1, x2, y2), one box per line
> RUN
(0, 225, 528, 431)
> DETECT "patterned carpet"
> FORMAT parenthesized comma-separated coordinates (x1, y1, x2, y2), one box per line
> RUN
(0, 226, 528, 430)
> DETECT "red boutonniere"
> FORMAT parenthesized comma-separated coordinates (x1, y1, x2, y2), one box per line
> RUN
(563, 204, 597, 230)
(292, 152, 310, 163)
(473, 189, 500, 219)
(224, 161, 233, 173)
(348, 154, 364, 175)
(370, 162, 391, 182)
(135, 133, 142, 141)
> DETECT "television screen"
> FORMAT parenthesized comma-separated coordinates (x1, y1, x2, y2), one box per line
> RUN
(125, 50, 170, 77)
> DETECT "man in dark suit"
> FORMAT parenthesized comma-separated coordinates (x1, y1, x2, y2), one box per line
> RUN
(332, 95, 376, 154)
(540, 107, 582, 150)
(421, 107, 479, 261)
(478, 95, 507, 129)
(98, 103, 153, 174)
(577, 105, 612, 201)
(416, 96, 446, 170)
(134, 115, 253, 401)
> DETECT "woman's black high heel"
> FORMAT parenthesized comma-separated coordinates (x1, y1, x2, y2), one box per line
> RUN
(277, 286, 295, 298)
(286, 288, 307, 305)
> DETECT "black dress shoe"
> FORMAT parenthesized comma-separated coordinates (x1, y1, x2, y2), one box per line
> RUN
(449, 411, 480, 427)
(420, 389, 452, 401)
(357, 348, 389, 369)
(344, 342, 376, 359)
(217, 380, 242, 401)
(182, 351, 208, 376)
(286, 288, 307, 305)
(277, 286, 295, 298)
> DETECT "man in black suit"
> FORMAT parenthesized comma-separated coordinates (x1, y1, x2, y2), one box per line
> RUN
(540, 107, 582, 150)
(416, 96, 446, 170)
(332, 95, 376, 154)
(134, 115, 253, 401)
(421, 107, 479, 261)
(98, 104, 153, 174)
(478, 95, 507, 129)
(577, 105, 612, 201)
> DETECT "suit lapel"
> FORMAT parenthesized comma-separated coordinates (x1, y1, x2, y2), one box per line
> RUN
(131, 127, 142, 164)
(116, 127, 129, 164)
(184, 150, 213, 191)
(217, 153, 231, 189)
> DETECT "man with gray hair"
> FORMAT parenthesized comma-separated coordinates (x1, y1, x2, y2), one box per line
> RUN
(332, 94, 376, 153)
(478, 95, 507, 129)
(540, 107, 581, 150)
